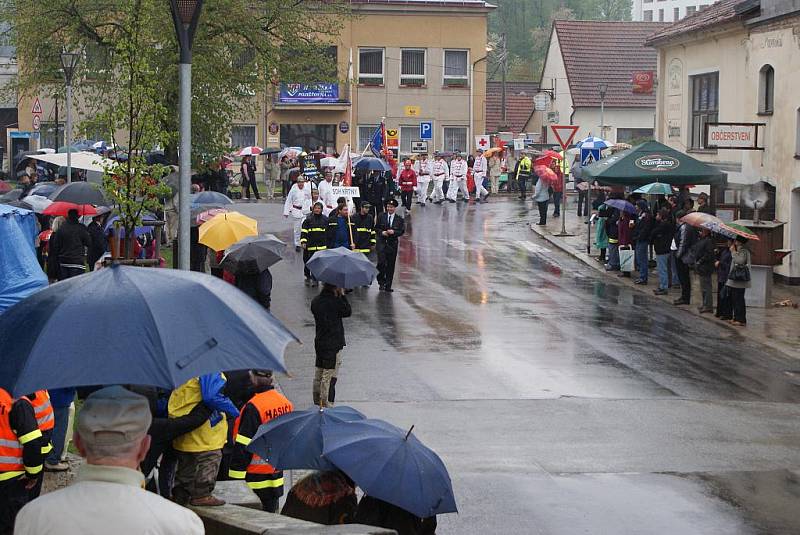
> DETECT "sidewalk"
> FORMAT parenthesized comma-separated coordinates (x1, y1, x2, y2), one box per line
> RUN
(529, 193, 800, 359)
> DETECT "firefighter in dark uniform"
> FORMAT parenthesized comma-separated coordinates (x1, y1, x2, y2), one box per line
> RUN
(352, 202, 376, 256)
(0, 388, 45, 534)
(26, 390, 53, 499)
(301, 201, 329, 286)
(228, 372, 293, 513)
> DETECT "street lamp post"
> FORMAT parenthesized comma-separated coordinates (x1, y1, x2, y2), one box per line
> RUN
(598, 83, 608, 140)
(60, 51, 80, 183)
(469, 45, 493, 153)
(170, 0, 204, 271)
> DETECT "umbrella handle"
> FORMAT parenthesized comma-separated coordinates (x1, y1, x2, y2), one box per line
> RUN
(405, 425, 415, 441)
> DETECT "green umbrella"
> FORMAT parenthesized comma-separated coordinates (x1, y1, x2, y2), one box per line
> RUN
(721, 222, 759, 241)
(634, 182, 673, 195)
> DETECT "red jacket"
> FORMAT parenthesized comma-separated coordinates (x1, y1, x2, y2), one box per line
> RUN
(399, 169, 417, 191)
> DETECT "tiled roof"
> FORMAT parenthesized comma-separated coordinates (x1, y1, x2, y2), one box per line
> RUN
(553, 20, 667, 108)
(646, 0, 756, 46)
(485, 81, 539, 134)
(351, 0, 494, 7)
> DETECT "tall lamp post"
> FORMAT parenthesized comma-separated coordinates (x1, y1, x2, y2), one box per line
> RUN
(170, 0, 204, 271)
(60, 51, 80, 183)
(469, 45, 492, 153)
(598, 83, 608, 140)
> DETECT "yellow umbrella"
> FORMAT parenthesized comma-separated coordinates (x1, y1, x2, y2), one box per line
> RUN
(199, 211, 258, 251)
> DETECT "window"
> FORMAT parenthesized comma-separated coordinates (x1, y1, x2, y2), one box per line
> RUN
(231, 125, 256, 149)
(358, 125, 378, 152)
(233, 47, 256, 69)
(686, 5, 697, 15)
(400, 49, 426, 86)
(442, 127, 467, 153)
(399, 126, 419, 155)
(39, 122, 64, 150)
(658, 9, 664, 21)
(643, 10, 653, 21)
(616, 128, 654, 144)
(759, 64, 774, 114)
(690, 72, 719, 149)
(358, 48, 384, 85)
(674, 7, 680, 19)
(443, 50, 468, 87)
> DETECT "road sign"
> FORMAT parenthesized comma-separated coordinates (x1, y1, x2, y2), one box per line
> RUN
(550, 125, 580, 150)
(411, 141, 428, 154)
(580, 148, 600, 166)
(419, 121, 432, 140)
(475, 135, 490, 149)
(404, 105, 421, 117)
(32, 115, 41, 131)
(31, 98, 43, 115)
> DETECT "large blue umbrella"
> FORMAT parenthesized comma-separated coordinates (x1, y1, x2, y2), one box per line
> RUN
(321, 419, 457, 518)
(190, 191, 234, 207)
(0, 265, 298, 396)
(354, 157, 391, 172)
(604, 198, 636, 214)
(247, 405, 366, 471)
(305, 247, 378, 289)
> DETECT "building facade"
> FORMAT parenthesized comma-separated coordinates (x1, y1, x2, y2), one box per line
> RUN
(648, 0, 800, 282)
(266, 0, 494, 159)
(633, 0, 716, 22)
(526, 20, 665, 148)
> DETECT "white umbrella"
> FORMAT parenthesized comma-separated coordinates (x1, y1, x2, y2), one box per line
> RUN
(21, 195, 53, 213)
(320, 157, 338, 168)
(279, 146, 303, 160)
(237, 146, 263, 156)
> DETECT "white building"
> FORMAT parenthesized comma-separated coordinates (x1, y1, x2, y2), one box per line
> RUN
(632, 0, 718, 22)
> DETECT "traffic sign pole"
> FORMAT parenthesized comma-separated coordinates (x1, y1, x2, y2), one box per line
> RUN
(550, 125, 579, 237)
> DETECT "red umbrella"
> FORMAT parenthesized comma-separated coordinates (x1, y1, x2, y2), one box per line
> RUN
(42, 201, 98, 217)
(237, 146, 263, 156)
(543, 149, 563, 160)
(195, 208, 229, 225)
(534, 165, 558, 184)
(0, 180, 11, 194)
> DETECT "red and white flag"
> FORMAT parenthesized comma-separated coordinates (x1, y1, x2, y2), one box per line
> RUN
(475, 135, 490, 151)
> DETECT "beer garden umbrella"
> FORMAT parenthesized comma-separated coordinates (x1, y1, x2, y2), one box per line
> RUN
(0, 265, 298, 396)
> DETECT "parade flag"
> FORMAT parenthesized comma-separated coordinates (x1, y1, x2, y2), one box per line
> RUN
(370, 123, 384, 158)
(338, 144, 352, 186)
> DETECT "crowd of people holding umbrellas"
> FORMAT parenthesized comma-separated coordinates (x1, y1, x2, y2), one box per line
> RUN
(0, 156, 456, 534)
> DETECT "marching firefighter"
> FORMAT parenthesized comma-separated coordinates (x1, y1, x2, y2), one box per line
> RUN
(301, 201, 329, 286)
(414, 153, 431, 205)
(0, 388, 45, 533)
(430, 153, 448, 205)
(398, 159, 417, 212)
(447, 151, 469, 203)
(326, 204, 357, 250)
(229, 371, 293, 513)
(352, 202, 376, 256)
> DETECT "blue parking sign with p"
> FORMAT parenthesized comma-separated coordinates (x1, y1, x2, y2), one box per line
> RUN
(420, 121, 432, 140)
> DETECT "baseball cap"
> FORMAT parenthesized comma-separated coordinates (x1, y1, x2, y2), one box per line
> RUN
(76, 386, 152, 447)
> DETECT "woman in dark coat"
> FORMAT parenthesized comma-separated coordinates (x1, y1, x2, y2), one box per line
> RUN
(281, 470, 358, 525)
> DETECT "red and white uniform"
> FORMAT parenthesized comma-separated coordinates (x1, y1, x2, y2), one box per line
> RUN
(414, 158, 432, 204)
(399, 169, 417, 191)
(473, 153, 489, 198)
(318, 179, 336, 216)
(430, 159, 449, 203)
(447, 158, 469, 201)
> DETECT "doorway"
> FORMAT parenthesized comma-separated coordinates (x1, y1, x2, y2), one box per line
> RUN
(280, 124, 336, 154)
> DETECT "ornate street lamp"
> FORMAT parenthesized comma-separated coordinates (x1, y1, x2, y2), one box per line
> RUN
(170, 0, 204, 270)
(60, 50, 80, 183)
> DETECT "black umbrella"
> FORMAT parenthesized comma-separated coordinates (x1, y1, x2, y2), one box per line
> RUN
(49, 181, 107, 205)
(0, 189, 23, 202)
(220, 234, 286, 275)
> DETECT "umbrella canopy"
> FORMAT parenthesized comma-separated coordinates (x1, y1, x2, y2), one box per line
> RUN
(220, 234, 286, 275)
(43, 201, 97, 217)
(190, 191, 234, 207)
(576, 136, 614, 150)
(199, 211, 258, 251)
(195, 208, 229, 226)
(305, 247, 378, 289)
(354, 157, 391, 172)
(0, 216, 47, 314)
(104, 214, 157, 237)
(321, 419, 457, 518)
(0, 189, 23, 202)
(27, 181, 59, 198)
(31, 151, 115, 173)
(483, 147, 503, 157)
(604, 198, 637, 214)
(248, 405, 366, 471)
(20, 195, 52, 213)
(721, 222, 760, 241)
(49, 181, 108, 205)
(320, 157, 338, 168)
(0, 265, 298, 396)
(0, 180, 11, 194)
(279, 147, 303, 160)
(680, 212, 730, 236)
(533, 166, 558, 184)
(238, 146, 263, 157)
(582, 141, 727, 186)
(262, 148, 282, 155)
(634, 182, 673, 195)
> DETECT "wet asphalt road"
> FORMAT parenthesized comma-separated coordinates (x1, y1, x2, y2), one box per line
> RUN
(235, 198, 800, 535)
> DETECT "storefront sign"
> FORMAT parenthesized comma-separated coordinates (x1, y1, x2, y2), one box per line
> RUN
(704, 123, 765, 150)
(634, 154, 680, 172)
(339, 121, 349, 134)
(279, 83, 339, 103)
(631, 71, 654, 94)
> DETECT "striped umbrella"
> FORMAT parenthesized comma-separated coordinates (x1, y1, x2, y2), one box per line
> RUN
(720, 222, 760, 241)
(575, 136, 614, 150)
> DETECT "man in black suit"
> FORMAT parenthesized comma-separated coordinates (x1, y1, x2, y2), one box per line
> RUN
(375, 198, 405, 292)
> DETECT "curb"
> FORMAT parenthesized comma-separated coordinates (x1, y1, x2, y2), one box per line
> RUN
(529, 222, 797, 359)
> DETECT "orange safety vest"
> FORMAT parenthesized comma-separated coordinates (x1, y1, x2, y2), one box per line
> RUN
(233, 390, 293, 475)
(0, 389, 25, 479)
(30, 390, 54, 432)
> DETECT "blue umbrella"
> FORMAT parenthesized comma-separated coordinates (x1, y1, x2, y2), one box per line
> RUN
(322, 419, 457, 518)
(104, 214, 157, 237)
(354, 157, 391, 172)
(247, 405, 366, 471)
(27, 181, 59, 199)
(190, 191, 234, 207)
(633, 182, 673, 195)
(305, 247, 378, 289)
(0, 265, 298, 396)
(604, 198, 637, 214)
(575, 136, 613, 150)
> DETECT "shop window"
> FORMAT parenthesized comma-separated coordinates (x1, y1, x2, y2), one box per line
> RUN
(758, 64, 774, 115)
(400, 49, 425, 86)
(690, 71, 718, 149)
